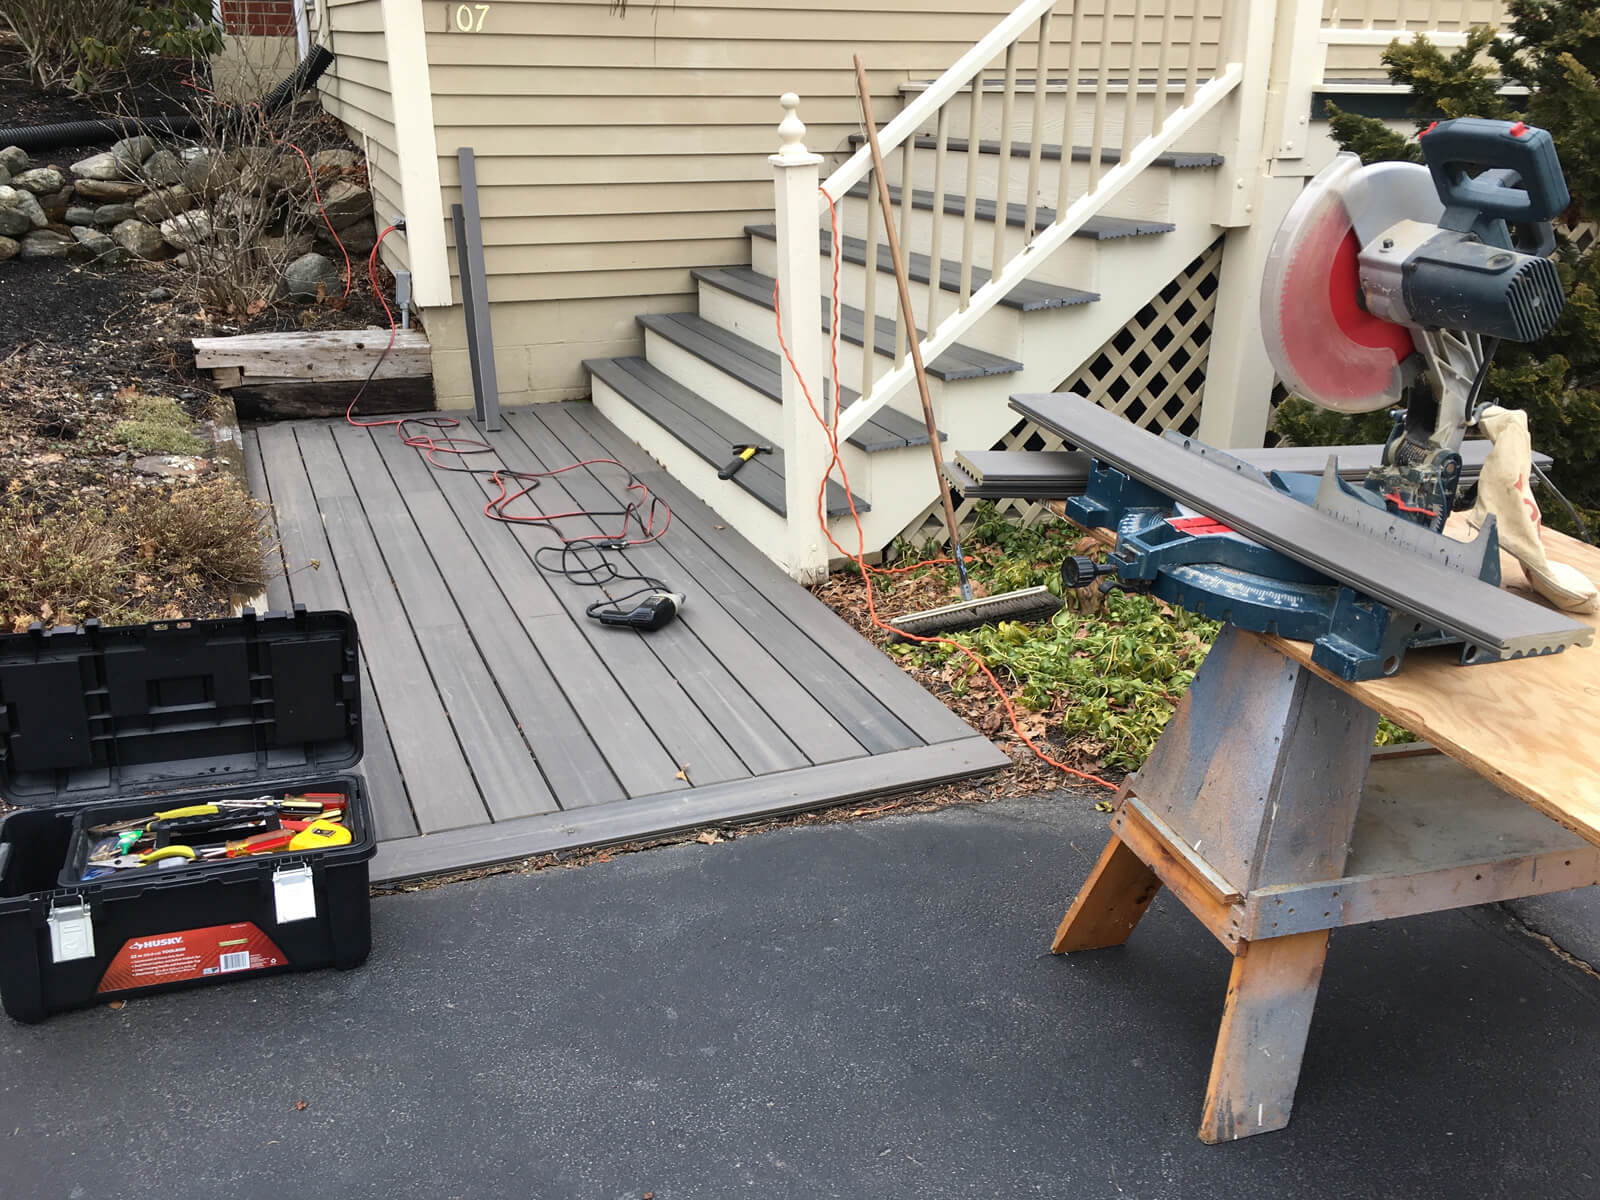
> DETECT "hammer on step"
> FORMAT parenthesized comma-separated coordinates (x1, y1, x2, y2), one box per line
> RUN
(718, 443, 772, 480)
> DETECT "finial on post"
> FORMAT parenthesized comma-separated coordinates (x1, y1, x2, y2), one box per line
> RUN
(775, 92, 808, 160)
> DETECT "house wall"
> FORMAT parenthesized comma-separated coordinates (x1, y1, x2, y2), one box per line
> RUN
(212, 2, 300, 102)
(317, 0, 411, 278)
(418, 0, 1232, 406)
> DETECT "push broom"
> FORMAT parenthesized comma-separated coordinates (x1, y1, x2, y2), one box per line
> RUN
(851, 59, 1064, 642)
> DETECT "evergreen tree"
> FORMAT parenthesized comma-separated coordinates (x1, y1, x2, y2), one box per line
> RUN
(1270, 5, 1600, 535)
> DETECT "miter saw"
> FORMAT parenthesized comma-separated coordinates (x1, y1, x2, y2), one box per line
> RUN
(1020, 117, 1594, 681)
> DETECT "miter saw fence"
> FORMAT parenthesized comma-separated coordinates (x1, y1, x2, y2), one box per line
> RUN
(1041, 118, 1585, 682)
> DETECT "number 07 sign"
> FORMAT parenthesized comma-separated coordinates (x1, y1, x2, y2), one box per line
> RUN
(451, 2, 489, 31)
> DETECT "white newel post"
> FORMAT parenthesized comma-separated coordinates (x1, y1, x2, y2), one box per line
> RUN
(770, 94, 830, 585)
(1199, 0, 1321, 449)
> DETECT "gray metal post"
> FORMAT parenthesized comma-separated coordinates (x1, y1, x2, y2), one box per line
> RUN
(454, 147, 501, 432)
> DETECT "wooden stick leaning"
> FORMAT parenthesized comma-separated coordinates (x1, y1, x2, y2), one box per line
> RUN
(852, 56, 973, 601)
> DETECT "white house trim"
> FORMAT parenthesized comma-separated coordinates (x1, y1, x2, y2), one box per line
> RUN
(378, 0, 451, 308)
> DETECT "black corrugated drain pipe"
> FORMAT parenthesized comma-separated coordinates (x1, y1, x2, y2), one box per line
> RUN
(0, 45, 334, 155)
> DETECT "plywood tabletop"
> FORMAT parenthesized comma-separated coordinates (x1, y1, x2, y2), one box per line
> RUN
(1262, 524, 1600, 846)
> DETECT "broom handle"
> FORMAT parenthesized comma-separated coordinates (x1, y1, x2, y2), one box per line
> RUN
(853, 56, 972, 601)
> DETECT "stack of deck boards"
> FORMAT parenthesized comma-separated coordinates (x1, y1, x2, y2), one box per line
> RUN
(192, 328, 435, 419)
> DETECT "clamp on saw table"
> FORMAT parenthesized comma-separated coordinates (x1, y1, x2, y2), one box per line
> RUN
(1020, 118, 1593, 682)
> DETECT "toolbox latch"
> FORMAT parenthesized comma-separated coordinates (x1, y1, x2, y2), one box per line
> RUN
(47, 898, 95, 963)
(272, 863, 317, 924)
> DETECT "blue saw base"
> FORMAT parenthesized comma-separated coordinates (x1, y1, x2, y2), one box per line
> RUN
(1066, 459, 1498, 682)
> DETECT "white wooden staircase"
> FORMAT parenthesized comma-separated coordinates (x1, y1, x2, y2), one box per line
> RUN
(586, 0, 1267, 580)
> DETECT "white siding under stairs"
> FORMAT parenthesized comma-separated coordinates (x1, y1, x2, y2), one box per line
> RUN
(588, 121, 1227, 559)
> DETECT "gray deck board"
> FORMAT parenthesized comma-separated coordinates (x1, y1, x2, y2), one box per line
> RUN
(322, 426, 562, 822)
(366, 427, 625, 809)
(517, 405, 876, 766)
(410, 431, 691, 799)
(444, 420, 753, 788)
(372, 736, 1006, 883)
(485, 411, 806, 779)
(248, 403, 1004, 878)
(551, 404, 975, 747)
(241, 429, 294, 613)
(282, 426, 491, 833)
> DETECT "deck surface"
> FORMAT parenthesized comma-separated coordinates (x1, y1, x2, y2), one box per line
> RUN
(243, 402, 1005, 882)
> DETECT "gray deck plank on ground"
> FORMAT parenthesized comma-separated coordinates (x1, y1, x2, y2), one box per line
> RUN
(372, 736, 1008, 882)
(276, 424, 489, 833)
(323, 423, 559, 822)
(526, 409, 929, 756)
(436, 420, 752, 790)
(411, 427, 691, 799)
(367, 426, 625, 809)
(253, 424, 421, 841)
(514, 405, 874, 767)
(565, 405, 982, 746)
(241, 430, 293, 612)
(480, 413, 802, 779)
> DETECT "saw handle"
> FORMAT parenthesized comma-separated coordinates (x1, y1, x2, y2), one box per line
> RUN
(1420, 118, 1569, 228)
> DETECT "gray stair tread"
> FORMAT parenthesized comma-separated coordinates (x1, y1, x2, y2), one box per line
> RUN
(693, 266, 1024, 381)
(746, 224, 1097, 313)
(844, 182, 1175, 238)
(848, 132, 1223, 169)
(586, 356, 866, 519)
(639, 311, 932, 453)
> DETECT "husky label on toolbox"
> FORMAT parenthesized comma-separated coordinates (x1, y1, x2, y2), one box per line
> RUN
(97, 922, 288, 992)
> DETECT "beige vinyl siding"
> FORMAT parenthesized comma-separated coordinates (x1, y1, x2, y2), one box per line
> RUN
(318, 0, 410, 272)
(422, 0, 1215, 403)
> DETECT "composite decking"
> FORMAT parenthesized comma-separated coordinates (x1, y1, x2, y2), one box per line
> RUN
(243, 401, 1007, 882)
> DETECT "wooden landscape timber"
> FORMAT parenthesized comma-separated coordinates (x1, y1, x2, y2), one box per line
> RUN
(193, 329, 436, 419)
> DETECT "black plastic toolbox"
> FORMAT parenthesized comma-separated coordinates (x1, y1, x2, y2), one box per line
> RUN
(0, 608, 375, 1023)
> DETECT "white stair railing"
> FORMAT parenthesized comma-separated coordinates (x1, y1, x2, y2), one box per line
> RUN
(793, 0, 1245, 451)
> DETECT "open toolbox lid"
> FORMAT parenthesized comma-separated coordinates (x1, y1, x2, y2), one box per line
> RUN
(0, 607, 361, 808)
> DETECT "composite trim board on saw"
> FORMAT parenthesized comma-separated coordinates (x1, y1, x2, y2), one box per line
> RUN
(941, 440, 1550, 498)
(586, 355, 866, 518)
(1010, 392, 1595, 657)
(745, 224, 1098, 313)
(635, 311, 933, 454)
(847, 132, 1224, 170)
(693, 266, 1023, 381)
(841, 182, 1177, 238)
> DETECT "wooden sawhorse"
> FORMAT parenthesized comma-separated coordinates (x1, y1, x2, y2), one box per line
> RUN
(1052, 529, 1600, 1143)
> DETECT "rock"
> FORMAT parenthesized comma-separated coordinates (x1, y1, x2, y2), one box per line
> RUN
(239, 147, 307, 195)
(11, 166, 65, 195)
(0, 185, 47, 234)
(261, 231, 315, 262)
(112, 218, 167, 260)
(159, 208, 212, 250)
(320, 217, 375, 256)
(133, 185, 191, 223)
(71, 151, 123, 182)
(146, 285, 174, 302)
(38, 186, 72, 223)
(70, 225, 119, 261)
(64, 205, 96, 226)
(93, 202, 136, 226)
(111, 135, 158, 169)
(284, 251, 341, 298)
(310, 148, 361, 175)
(0, 146, 29, 175)
(0, 236, 17, 262)
(180, 146, 231, 194)
(19, 229, 77, 259)
(132, 454, 210, 479)
(319, 179, 373, 226)
(0, 166, 9, 188)
(74, 177, 145, 201)
(141, 149, 184, 187)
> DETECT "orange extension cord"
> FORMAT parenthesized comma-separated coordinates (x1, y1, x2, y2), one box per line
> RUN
(777, 190, 1116, 791)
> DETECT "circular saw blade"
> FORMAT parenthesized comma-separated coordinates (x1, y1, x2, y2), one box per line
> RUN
(1260, 154, 1418, 413)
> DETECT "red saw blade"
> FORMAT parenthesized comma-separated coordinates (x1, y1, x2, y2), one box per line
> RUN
(1260, 156, 1415, 413)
